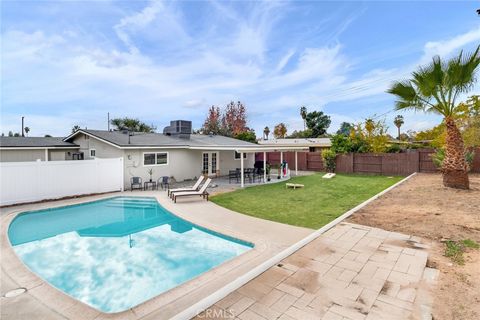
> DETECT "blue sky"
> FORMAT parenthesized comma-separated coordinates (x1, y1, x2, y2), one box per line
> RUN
(1, 0, 480, 137)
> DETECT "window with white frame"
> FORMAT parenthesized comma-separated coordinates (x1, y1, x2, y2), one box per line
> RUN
(90, 149, 96, 157)
(143, 152, 168, 166)
(234, 151, 247, 160)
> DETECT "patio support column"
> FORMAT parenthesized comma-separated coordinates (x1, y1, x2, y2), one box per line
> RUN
(295, 151, 298, 176)
(44, 148, 48, 161)
(263, 151, 267, 183)
(240, 151, 244, 188)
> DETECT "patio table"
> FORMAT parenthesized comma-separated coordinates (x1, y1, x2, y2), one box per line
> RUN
(144, 181, 156, 190)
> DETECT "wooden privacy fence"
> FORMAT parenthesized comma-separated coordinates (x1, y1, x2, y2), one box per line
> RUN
(258, 148, 480, 176)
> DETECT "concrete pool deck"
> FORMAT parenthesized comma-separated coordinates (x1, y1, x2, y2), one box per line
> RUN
(1, 191, 313, 320)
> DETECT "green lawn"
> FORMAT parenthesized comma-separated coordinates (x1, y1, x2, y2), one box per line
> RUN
(211, 174, 403, 229)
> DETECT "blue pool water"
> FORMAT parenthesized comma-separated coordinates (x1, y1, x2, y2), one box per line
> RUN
(8, 197, 252, 313)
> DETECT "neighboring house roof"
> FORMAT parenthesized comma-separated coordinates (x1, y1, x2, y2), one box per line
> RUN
(64, 129, 261, 149)
(0, 137, 79, 149)
(258, 138, 331, 148)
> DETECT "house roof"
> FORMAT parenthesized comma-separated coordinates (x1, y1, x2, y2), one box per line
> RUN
(258, 138, 331, 147)
(65, 129, 261, 149)
(0, 137, 79, 149)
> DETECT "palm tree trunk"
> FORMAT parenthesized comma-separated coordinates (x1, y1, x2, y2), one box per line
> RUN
(397, 127, 400, 140)
(442, 117, 469, 189)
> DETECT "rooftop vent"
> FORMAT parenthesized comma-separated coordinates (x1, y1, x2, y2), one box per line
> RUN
(163, 120, 192, 139)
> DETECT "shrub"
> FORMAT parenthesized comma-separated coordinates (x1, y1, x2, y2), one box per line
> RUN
(432, 148, 474, 170)
(386, 144, 402, 153)
(322, 149, 337, 172)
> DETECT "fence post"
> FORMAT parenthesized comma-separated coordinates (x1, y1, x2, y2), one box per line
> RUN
(351, 153, 355, 173)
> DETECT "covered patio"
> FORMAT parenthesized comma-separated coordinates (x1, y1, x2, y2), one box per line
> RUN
(191, 145, 308, 188)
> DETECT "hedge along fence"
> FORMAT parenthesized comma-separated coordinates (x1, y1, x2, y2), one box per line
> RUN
(258, 148, 480, 176)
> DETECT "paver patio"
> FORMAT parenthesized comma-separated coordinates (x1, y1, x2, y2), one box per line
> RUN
(196, 222, 438, 320)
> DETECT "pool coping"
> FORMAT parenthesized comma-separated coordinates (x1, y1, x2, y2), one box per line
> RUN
(1, 190, 313, 320)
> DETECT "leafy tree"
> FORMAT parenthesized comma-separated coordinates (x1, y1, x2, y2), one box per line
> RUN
(321, 149, 337, 172)
(221, 101, 248, 136)
(288, 129, 313, 138)
(110, 117, 156, 133)
(456, 95, 480, 147)
(393, 115, 404, 139)
(263, 126, 270, 140)
(72, 125, 81, 133)
(305, 111, 331, 137)
(24, 127, 30, 136)
(336, 122, 353, 136)
(201, 106, 222, 135)
(202, 101, 249, 137)
(273, 123, 287, 138)
(388, 45, 480, 189)
(234, 130, 257, 143)
(414, 123, 446, 147)
(300, 106, 307, 130)
(44, 134, 52, 137)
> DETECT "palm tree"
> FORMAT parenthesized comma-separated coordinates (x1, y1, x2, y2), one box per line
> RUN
(393, 115, 404, 140)
(24, 127, 30, 137)
(263, 126, 270, 140)
(300, 106, 307, 130)
(388, 45, 480, 189)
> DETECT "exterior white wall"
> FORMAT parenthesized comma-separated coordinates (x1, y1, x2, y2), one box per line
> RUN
(48, 150, 69, 161)
(0, 149, 45, 162)
(218, 150, 255, 174)
(123, 148, 203, 189)
(72, 134, 123, 159)
(0, 158, 124, 206)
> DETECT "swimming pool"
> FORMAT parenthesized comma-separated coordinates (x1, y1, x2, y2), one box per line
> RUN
(8, 197, 252, 313)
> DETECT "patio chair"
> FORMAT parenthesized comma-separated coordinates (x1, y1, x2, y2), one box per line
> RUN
(173, 178, 212, 203)
(168, 176, 204, 197)
(130, 177, 142, 191)
(228, 170, 239, 183)
(158, 176, 170, 190)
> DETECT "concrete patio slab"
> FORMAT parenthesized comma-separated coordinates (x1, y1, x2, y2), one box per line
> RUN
(196, 222, 437, 320)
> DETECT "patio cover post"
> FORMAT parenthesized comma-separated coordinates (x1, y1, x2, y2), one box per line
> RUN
(263, 151, 266, 183)
(295, 151, 298, 176)
(240, 152, 244, 188)
(44, 148, 48, 161)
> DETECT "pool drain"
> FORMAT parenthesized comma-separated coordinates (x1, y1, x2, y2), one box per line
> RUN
(4, 287, 27, 298)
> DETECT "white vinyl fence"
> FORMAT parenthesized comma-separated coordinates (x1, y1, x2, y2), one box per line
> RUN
(0, 158, 124, 206)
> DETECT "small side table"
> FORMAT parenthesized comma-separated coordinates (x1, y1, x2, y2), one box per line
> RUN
(144, 181, 156, 191)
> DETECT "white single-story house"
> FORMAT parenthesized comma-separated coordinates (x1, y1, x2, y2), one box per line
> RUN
(258, 138, 331, 152)
(0, 120, 308, 189)
(0, 137, 80, 162)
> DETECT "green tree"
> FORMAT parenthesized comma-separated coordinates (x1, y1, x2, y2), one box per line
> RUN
(305, 111, 331, 137)
(388, 45, 480, 189)
(336, 122, 353, 136)
(110, 117, 156, 133)
(234, 130, 257, 143)
(393, 115, 404, 140)
(24, 127, 30, 136)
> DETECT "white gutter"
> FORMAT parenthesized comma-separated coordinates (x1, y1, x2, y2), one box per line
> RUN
(0, 147, 79, 150)
(171, 172, 417, 320)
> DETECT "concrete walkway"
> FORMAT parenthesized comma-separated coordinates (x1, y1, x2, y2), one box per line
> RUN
(196, 222, 438, 320)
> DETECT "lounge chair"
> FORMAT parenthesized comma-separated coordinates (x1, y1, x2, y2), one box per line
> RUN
(173, 178, 212, 203)
(130, 177, 142, 191)
(168, 176, 204, 197)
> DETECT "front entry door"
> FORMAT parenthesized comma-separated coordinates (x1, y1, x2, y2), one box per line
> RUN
(202, 152, 218, 176)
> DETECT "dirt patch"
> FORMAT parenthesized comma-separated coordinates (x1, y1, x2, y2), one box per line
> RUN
(348, 173, 480, 320)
